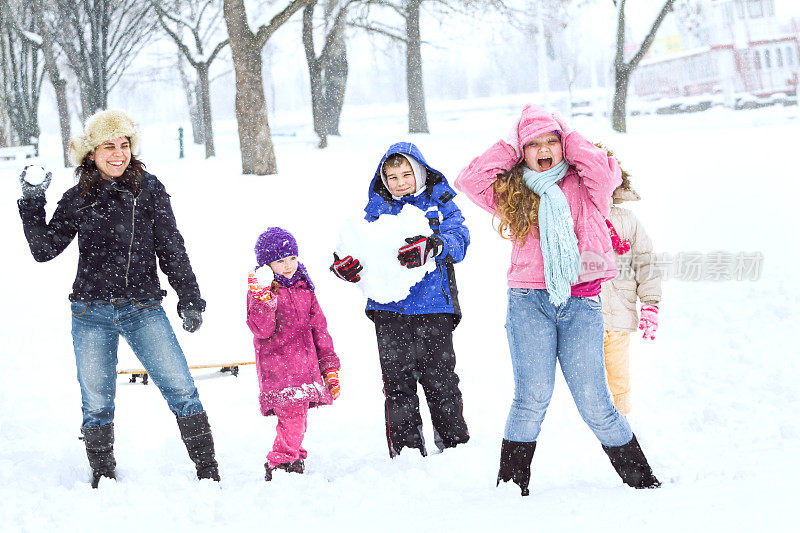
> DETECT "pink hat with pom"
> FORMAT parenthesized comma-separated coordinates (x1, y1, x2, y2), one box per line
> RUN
(515, 104, 562, 154)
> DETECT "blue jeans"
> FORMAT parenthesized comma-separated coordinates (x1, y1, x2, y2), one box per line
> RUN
(71, 298, 204, 427)
(504, 289, 632, 447)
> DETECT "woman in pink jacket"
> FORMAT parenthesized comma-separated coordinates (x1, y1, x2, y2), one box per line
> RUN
(246, 227, 341, 481)
(455, 105, 659, 495)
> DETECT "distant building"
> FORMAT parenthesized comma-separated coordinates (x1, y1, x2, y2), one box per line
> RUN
(630, 0, 799, 101)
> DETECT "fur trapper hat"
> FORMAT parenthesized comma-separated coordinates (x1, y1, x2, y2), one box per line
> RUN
(69, 109, 140, 166)
(593, 142, 640, 203)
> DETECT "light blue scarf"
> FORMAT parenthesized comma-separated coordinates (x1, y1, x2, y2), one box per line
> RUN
(523, 160, 580, 306)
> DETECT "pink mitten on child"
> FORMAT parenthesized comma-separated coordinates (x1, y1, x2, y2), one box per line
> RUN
(639, 305, 659, 340)
(605, 218, 631, 255)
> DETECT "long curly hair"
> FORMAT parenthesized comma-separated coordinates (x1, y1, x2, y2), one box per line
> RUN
(75, 149, 146, 198)
(491, 161, 540, 245)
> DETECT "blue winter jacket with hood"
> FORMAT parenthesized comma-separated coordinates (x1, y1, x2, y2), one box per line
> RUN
(364, 142, 469, 326)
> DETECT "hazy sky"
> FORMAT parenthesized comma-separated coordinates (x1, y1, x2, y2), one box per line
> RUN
(775, 0, 800, 18)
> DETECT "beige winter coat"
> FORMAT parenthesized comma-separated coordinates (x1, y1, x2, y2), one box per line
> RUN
(600, 205, 661, 332)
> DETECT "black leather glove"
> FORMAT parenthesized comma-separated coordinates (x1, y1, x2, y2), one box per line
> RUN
(181, 309, 203, 333)
(397, 235, 443, 268)
(19, 165, 52, 200)
(330, 252, 363, 283)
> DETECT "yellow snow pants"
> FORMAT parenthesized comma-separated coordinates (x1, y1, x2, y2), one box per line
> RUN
(603, 330, 631, 415)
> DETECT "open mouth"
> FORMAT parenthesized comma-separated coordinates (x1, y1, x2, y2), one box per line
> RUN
(537, 157, 553, 170)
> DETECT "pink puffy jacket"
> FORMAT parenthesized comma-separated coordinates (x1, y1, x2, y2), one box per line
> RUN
(246, 280, 340, 416)
(454, 105, 621, 288)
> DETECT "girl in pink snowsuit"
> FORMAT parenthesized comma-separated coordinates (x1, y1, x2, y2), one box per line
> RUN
(246, 227, 341, 481)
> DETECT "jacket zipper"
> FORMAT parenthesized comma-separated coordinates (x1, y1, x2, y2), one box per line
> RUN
(124, 194, 137, 288)
(77, 201, 98, 212)
(438, 263, 450, 305)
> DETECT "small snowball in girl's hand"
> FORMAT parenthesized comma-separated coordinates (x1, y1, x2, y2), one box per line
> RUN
(23, 165, 47, 185)
(254, 265, 274, 288)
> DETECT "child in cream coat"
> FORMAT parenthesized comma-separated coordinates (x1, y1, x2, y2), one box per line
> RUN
(599, 149, 661, 416)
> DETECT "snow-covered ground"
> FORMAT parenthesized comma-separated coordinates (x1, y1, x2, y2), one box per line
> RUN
(1, 100, 798, 532)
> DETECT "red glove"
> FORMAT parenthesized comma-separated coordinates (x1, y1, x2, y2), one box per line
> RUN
(639, 305, 659, 340)
(397, 235, 443, 268)
(248, 271, 276, 304)
(324, 369, 340, 400)
(331, 252, 362, 283)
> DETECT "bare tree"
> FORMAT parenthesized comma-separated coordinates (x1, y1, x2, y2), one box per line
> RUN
(302, 0, 353, 148)
(0, 0, 44, 152)
(358, 0, 428, 133)
(176, 53, 203, 145)
(352, 0, 507, 134)
(31, 0, 71, 165)
(223, 0, 314, 175)
(612, 0, 674, 132)
(0, 100, 11, 146)
(49, 0, 156, 119)
(150, 0, 228, 158)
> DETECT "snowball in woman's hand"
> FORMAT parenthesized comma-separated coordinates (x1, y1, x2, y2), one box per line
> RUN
(23, 165, 47, 185)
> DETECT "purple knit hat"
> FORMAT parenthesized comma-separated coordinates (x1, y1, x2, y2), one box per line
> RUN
(254, 227, 298, 267)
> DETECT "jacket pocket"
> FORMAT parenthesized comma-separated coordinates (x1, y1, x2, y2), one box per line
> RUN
(582, 295, 603, 311)
(71, 302, 89, 318)
(134, 298, 162, 310)
(509, 288, 531, 297)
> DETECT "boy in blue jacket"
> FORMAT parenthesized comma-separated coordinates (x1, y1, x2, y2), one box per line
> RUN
(331, 142, 470, 457)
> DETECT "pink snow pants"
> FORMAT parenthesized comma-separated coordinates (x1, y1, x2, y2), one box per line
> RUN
(266, 404, 309, 467)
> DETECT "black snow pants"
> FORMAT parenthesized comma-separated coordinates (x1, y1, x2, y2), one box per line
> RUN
(374, 311, 469, 457)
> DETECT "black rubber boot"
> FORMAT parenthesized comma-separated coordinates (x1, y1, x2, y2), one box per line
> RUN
(602, 434, 661, 489)
(496, 439, 536, 496)
(177, 411, 220, 481)
(81, 423, 116, 489)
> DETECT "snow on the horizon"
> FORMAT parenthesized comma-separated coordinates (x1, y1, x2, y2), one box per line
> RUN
(336, 205, 436, 303)
(1, 99, 798, 533)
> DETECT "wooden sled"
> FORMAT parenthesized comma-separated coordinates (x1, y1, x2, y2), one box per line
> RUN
(118, 361, 255, 384)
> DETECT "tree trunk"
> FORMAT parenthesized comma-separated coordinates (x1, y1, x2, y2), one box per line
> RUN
(177, 56, 204, 144)
(405, 0, 428, 134)
(302, 3, 327, 148)
(322, 15, 347, 136)
(32, 0, 70, 165)
(197, 63, 215, 157)
(223, 0, 276, 175)
(612, 67, 630, 133)
(611, 0, 674, 133)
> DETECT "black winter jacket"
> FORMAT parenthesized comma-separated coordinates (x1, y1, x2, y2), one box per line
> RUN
(17, 172, 205, 315)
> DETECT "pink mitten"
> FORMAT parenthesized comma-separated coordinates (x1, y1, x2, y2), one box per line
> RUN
(639, 305, 659, 340)
(503, 115, 523, 159)
(551, 112, 574, 137)
(605, 219, 631, 255)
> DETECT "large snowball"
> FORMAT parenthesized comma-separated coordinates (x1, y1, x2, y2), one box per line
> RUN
(336, 204, 437, 304)
(23, 165, 47, 185)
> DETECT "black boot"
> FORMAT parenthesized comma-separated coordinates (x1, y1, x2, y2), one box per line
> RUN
(81, 423, 116, 489)
(602, 434, 661, 489)
(496, 439, 536, 496)
(177, 411, 220, 481)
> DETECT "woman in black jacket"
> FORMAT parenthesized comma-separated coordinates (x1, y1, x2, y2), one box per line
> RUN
(17, 109, 219, 487)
